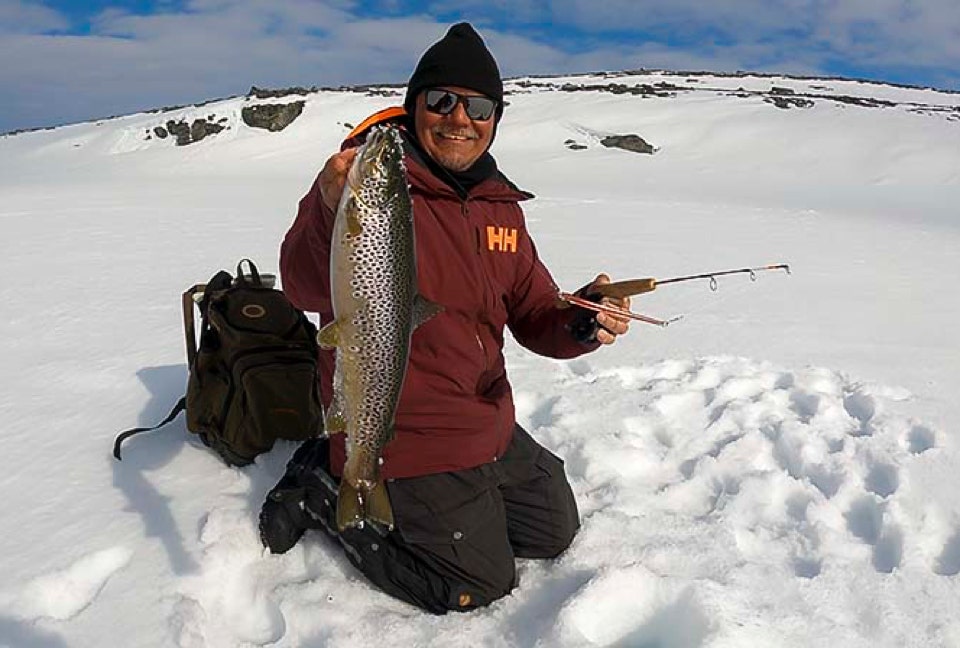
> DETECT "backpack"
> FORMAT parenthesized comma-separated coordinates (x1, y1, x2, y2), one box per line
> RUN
(113, 259, 323, 466)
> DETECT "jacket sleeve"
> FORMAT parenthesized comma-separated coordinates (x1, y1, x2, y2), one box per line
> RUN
(506, 220, 601, 359)
(279, 176, 336, 313)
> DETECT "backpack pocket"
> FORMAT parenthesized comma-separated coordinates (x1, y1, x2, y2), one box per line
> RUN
(186, 351, 231, 440)
(223, 349, 323, 461)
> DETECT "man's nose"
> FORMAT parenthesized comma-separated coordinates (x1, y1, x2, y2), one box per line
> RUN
(447, 100, 472, 125)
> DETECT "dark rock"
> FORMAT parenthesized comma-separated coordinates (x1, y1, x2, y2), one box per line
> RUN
(165, 120, 191, 145)
(190, 119, 208, 141)
(824, 95, 895, 108)
(770, 86, 796, 95)
(190, 118, 225, 142)
(157, 117, 226, 145)
(566, 142, 588, 150)
(249, 85, 313, 99)
(241, 101, 305, 132)
(555, 81, 679, 98)
(765, 96, 815, 109)
(600, 134, 655, 154)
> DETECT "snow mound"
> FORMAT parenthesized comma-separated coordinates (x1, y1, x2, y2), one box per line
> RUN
(4, 547, 132, 622)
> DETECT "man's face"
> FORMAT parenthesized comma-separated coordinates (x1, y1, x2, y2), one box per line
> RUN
(414, 85, 496, 172)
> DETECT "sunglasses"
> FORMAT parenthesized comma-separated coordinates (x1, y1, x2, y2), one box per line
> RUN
(424, 89, 498, 121)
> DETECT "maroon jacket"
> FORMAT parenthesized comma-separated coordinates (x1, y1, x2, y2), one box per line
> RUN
(280, 114, 598, 479)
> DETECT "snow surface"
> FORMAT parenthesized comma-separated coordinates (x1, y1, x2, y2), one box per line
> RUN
(1, 72, 959, 647)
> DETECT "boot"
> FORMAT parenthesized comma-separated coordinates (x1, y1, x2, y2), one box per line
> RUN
(259, 437, 338, 553)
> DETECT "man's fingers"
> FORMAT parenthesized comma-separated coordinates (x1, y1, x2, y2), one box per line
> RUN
(319, 148, 358, 211)
(335, 147, 358, 171)
(597, 312, 629, 337)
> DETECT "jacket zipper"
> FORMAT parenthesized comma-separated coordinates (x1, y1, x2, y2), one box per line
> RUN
(462, 199, 493, 372)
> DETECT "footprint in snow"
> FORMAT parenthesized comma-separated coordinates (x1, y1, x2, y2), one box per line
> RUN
(843, 389, 877, 436)
(557, 564, 711, 647)
(845, 495, 884, 545)
(906, 424, 936, 455)
(873, 525, 904, 574)
(864, 462, 899, 498)
(9, 546, 132, 621)
(173, 507, 286, 647)
(844, 495, 903, 573)
(934, 529, 960, 576)
(788, 390, 820, 424)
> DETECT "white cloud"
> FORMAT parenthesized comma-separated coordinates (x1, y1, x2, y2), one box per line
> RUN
(2, 0, 958, 132)
(0, 0, 68, 34)
(429, 0, 960, 85)
(0, 3, 443, 131)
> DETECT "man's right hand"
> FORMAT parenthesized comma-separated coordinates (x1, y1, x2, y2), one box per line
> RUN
(319, 147, 359, 212)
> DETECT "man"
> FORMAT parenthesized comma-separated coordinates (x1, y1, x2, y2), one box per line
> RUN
(261, 22, 631, 614)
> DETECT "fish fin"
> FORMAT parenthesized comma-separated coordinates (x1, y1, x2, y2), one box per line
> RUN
(324, 409, 346, 434)
(336, 481, 364, 532)
(411, 294, 444, 329)
(346, 211, 363, 237)
(317, 320, 341, 349)
(363, 481, 395, 530)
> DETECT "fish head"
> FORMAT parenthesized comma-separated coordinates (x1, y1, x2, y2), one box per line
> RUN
(349, 125, 408, 199)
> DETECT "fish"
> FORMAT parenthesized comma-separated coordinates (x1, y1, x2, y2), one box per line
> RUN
(317, 125, 442, 532)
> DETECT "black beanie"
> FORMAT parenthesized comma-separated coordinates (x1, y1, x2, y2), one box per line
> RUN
(403, 22, 504, 119)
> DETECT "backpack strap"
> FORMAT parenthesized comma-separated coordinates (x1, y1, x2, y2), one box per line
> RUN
(236, 258, 262, 286)
(182, 284, 204, 368)
(112, 396, 187, 460)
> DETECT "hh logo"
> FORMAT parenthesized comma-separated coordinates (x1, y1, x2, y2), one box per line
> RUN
(486, 226, 518, 253)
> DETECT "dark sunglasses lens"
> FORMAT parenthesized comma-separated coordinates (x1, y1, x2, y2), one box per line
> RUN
(464, 97, 496, 120)
(424, 89, 496, 120)
(425, 90, 458, 114)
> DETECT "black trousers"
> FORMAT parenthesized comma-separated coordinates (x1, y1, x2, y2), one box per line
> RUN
(265, 425, 580, 614)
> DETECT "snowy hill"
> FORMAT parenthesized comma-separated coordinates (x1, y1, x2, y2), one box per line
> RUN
(1, 71, 959, 647)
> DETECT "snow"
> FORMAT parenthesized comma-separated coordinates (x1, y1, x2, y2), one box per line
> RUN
(1, 72, 960, 646)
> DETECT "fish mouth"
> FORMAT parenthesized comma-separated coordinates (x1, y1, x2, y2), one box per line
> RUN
(360, 126, 404, 170)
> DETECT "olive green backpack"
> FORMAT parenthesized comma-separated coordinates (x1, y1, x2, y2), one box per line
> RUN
(113, 259, 323, 466)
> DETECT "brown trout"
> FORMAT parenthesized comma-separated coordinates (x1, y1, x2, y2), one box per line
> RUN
(318, 125, 441, 532)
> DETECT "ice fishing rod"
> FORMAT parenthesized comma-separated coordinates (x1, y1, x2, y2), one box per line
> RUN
(558, 263, 791, 327)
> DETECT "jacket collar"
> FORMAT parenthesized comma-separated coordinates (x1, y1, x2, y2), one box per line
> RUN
(403, 145, 533, 204)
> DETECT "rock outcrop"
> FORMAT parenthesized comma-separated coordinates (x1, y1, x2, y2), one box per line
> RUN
(241, 102, 305, 132)
(600, 134, 656, 154)
(248, 86, 313, 99)
(147, 116, 228, 145)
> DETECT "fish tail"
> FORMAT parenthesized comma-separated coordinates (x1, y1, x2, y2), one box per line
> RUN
(363, 480, 395, 530)
(334, 479, 395, 532)
(336, 481, 364, 532)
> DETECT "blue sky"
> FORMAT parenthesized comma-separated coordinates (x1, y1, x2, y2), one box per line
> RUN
(3, 0, 959, 133)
